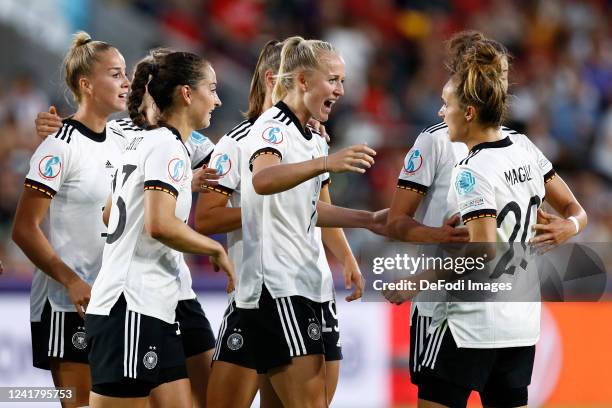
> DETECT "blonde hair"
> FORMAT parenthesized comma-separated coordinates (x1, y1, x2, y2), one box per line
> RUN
(453, 41, 507, 128)
(63, 31, 113, 103)
(272, 36, 337, 103)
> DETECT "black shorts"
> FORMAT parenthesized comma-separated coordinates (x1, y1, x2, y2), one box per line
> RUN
(320, 299, 343, 362)
(408, 306, 432, 385)
(30, 300, 89, 370)
(417, 320, 535, 407)
(238, 285, 325, 374)
(175, 298, 216, 358)
(85, 295, 188, 398)
(212, 299, 256, 369)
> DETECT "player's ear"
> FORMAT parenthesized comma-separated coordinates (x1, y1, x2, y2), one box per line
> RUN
(179, 85, 192, 105)
(464, 105, 476, 122)
(264, 69, 276, 90)
(297, 72, 308, 92)
(79, 76, 92, 97)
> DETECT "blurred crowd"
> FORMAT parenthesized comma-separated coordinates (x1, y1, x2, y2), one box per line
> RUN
(0, 0, 610, 284)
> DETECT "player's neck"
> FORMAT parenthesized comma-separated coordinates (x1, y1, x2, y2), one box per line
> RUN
(159, 114, 191, 142)
(262, 91, 273, 112)
(465, 126, 501, 151)
(282, 93, 310, 128)
(72, 105, 109, 133)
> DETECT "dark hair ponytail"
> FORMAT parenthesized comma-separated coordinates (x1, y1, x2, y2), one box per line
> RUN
(128, 51, 208, 126)
(128, 59, 156, 127)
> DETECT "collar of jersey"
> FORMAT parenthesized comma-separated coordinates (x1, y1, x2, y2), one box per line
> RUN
(470, 136, 512, 152)
(63, 119, 106, 143)
(275, 101, 312, 140)
(158, 124, 189, 152)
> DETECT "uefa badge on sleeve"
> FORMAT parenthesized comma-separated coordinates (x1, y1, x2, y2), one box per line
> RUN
(402, 148, 423, 174)
(38, 155, 62, 180)
(189, 131, 207, 145)
(211, 153, 232, 176)
(456, 170, 476, 195)
(261, 126, 284, 144)
(168, 158, 186, 182)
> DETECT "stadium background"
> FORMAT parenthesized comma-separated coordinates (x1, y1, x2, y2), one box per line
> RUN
(0, 0, 610, 406)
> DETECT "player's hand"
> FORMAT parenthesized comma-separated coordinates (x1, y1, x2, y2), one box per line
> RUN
(343, 257, 364, 302)
(368, 208, 390, 236)
(326, 144, 376, 174)
(0, 260, 4, 274)
(435, 213, 470, 243)
(307, 119, 331, 143)
(529, 209, 576, 252)
(192, 165, 220, 193)
(66, 277, 91, 319)
(382, 285, 415, 305)
(35, 106, 62, 139)
(210, 250, 236, 293)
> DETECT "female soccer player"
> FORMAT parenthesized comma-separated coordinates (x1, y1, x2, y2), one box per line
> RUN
(385, 31, 587, 390)
(85, 51, 234, 408)
(415, 40, 586, 408)
(12, 31, 130, 407)
(235, 36, 377, 408)
(34, 48, 221, 408)
(198, 39, 386, 408)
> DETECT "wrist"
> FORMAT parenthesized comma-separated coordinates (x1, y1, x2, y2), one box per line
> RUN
(567, 216, 579, 234)
(342, 253, 358, 266)
(56, 265, 79, 287)
(319, 156, 327, 174)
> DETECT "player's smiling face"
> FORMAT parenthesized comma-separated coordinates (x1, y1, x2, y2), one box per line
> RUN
(439, 78, 469, 143)
(304, 53, 345, 123)
(192, 64, 221, 129)
(87, 48, 129, 114)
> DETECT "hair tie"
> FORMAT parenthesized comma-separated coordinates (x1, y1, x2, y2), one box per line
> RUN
(82, 38, 93, 45)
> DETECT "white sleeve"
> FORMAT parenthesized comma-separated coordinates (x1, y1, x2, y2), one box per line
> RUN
(247, 119, 289, 171)
(24, 132, 74, 198)
(186, 131, 215, 169)
(143, 140, 189, 199)
(452, 164, 497, 224)
(206, 136, 240, 197)
(396, 131, 438, 195)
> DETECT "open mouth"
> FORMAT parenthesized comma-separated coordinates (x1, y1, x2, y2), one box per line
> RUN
(118, 92, 128, 100)
(323, 99, 335, 112)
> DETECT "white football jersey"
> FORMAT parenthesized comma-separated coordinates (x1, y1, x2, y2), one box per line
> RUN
(108, 117, 215, 301)
(440, 136, 546, 348)
(208, 118, 334, 303)
(26, 119, 125, 318)
(206, 119, 255, 268)
(237, 102, 328, 308)
(396, 123, 466, 319)
(87, 126, 193, 324)
(397, 123, 556, 321)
